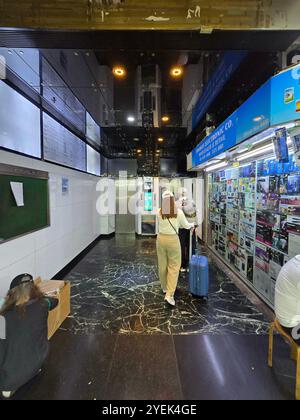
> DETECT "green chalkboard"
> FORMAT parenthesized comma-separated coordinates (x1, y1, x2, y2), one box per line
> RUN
(0, 172, 49, 243)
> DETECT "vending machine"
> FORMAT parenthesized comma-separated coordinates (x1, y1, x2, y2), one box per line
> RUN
(136, 177, 159, 236)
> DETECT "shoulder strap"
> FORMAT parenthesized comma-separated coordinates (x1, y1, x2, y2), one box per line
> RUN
(167, 218, 178, 235)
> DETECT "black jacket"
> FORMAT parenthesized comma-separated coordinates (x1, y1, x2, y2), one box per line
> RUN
(0, 297, 58, 391)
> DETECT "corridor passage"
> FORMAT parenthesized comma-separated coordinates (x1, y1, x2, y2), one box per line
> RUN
(7, 236, 296, 400)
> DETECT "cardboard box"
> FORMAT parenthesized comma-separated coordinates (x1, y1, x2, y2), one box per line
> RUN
(35, 278, 71, 339)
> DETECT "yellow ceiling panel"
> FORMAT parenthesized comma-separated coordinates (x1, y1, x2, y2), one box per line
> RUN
(0, 0, 299, 30)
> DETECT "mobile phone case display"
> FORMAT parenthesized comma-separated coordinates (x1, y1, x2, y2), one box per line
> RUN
(209, 174, 227, 258)
(254, 156, 300, 303)
(209, 156, 300, 306)
(209, 164, 255, 283)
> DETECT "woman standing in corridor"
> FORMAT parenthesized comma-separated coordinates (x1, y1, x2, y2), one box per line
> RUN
(157, 191, 194, 307)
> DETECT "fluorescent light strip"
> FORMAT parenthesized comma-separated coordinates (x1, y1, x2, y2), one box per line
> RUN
(205, 162, 228, 172)
(237, 144, 274, 161)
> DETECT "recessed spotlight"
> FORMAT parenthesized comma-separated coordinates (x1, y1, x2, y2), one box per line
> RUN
(74, 52, 79, 56)
(19, 50, 24, 55)
(253, 116, 264, 123)
(113, 66, 126, 78)
(127, 116, 135, 123)
(158, 137, 164, 143)
(8, 50, 13, 55)
(170, 66, 183, 79)
(162, 116, 170, 123)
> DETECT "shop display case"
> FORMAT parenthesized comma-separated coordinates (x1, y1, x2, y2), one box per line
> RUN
(208, 155, 300, 307)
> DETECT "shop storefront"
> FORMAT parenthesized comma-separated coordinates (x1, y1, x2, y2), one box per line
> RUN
(188, 63, 300, 308)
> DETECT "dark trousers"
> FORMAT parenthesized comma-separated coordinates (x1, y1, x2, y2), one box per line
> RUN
(282, 325, 300, 345)
(179, 229, 196, 269)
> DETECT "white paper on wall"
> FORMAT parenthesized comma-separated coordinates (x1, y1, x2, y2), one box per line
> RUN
(10, 182, 24, 207)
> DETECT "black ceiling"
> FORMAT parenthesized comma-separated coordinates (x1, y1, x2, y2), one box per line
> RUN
(102, 126, 186, 158)
(0, 29, 299, 52)
(1, 28, 299, 175)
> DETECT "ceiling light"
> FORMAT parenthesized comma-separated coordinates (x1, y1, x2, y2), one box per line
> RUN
(127, 116, 135, 123)
(237, 144, 274, 162)
(253, 116, 264, 123)
(158, 137, 164, 143)
(74, 52, 79, 56)
(113, 66, 126, 78)
(170, 66, 183, 79)
(162, 116, 170, 123)
(137, 149, 142, 153)
(205, 162, 228, 172)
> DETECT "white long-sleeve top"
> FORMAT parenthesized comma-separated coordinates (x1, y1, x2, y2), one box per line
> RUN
(275, 255, 300, 328)
(157, 208, 194, 235)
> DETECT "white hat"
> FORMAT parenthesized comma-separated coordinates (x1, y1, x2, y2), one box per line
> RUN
(162, 190, 174, 199)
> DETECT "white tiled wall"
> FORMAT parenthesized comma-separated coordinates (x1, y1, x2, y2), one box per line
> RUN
(0, 150, 103, 297)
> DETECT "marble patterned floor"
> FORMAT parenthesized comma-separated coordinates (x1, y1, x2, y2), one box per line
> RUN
(61, 235, 270, 336)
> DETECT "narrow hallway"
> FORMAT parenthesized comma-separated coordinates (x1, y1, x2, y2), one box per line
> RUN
(62, 235, 270, 335)
(7, 235, 297, 400)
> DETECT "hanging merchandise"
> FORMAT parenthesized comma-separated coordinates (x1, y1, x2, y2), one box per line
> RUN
(291, 129, 300, 167)
(273, 128, 289, 163)
(208, 153, 300, 307)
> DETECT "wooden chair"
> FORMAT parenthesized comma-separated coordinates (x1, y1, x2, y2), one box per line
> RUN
(268, 319, 300, 400)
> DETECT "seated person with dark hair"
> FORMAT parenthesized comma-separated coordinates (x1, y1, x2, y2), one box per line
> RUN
(0, 274, 58, 398)
(275, 256, 300, 344)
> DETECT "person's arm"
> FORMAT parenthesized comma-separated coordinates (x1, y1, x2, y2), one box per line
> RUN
(44, 297, 59, 311)
(178, 209, 194, 230)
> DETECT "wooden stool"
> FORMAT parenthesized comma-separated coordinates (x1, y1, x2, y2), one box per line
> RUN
(268, 319, 300, 400)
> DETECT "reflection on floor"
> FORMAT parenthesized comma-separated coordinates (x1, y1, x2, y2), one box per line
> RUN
(12, 333, 296, 400)
(62, 235, 270, 335)
(3, 235, 296, 400)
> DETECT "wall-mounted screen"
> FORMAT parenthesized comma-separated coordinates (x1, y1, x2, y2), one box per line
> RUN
(86, 112, 101, 146)
(87, 145, 100, 176)
(0, 48, 40, 93)
(42, 58, 85, 133)
(0, 81, 41, 158)
(43, 113, 86, 171)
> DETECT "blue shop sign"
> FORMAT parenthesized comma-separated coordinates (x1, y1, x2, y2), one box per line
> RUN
(192, 51, 247, 129)
(271, 64, 300, 126)
(192, 112, 237, 167)
(236, 80, 271, 143)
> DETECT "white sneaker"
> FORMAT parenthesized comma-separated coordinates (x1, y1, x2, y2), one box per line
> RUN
(165, 296, 176, 307)
(2, 391, 14, 399)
